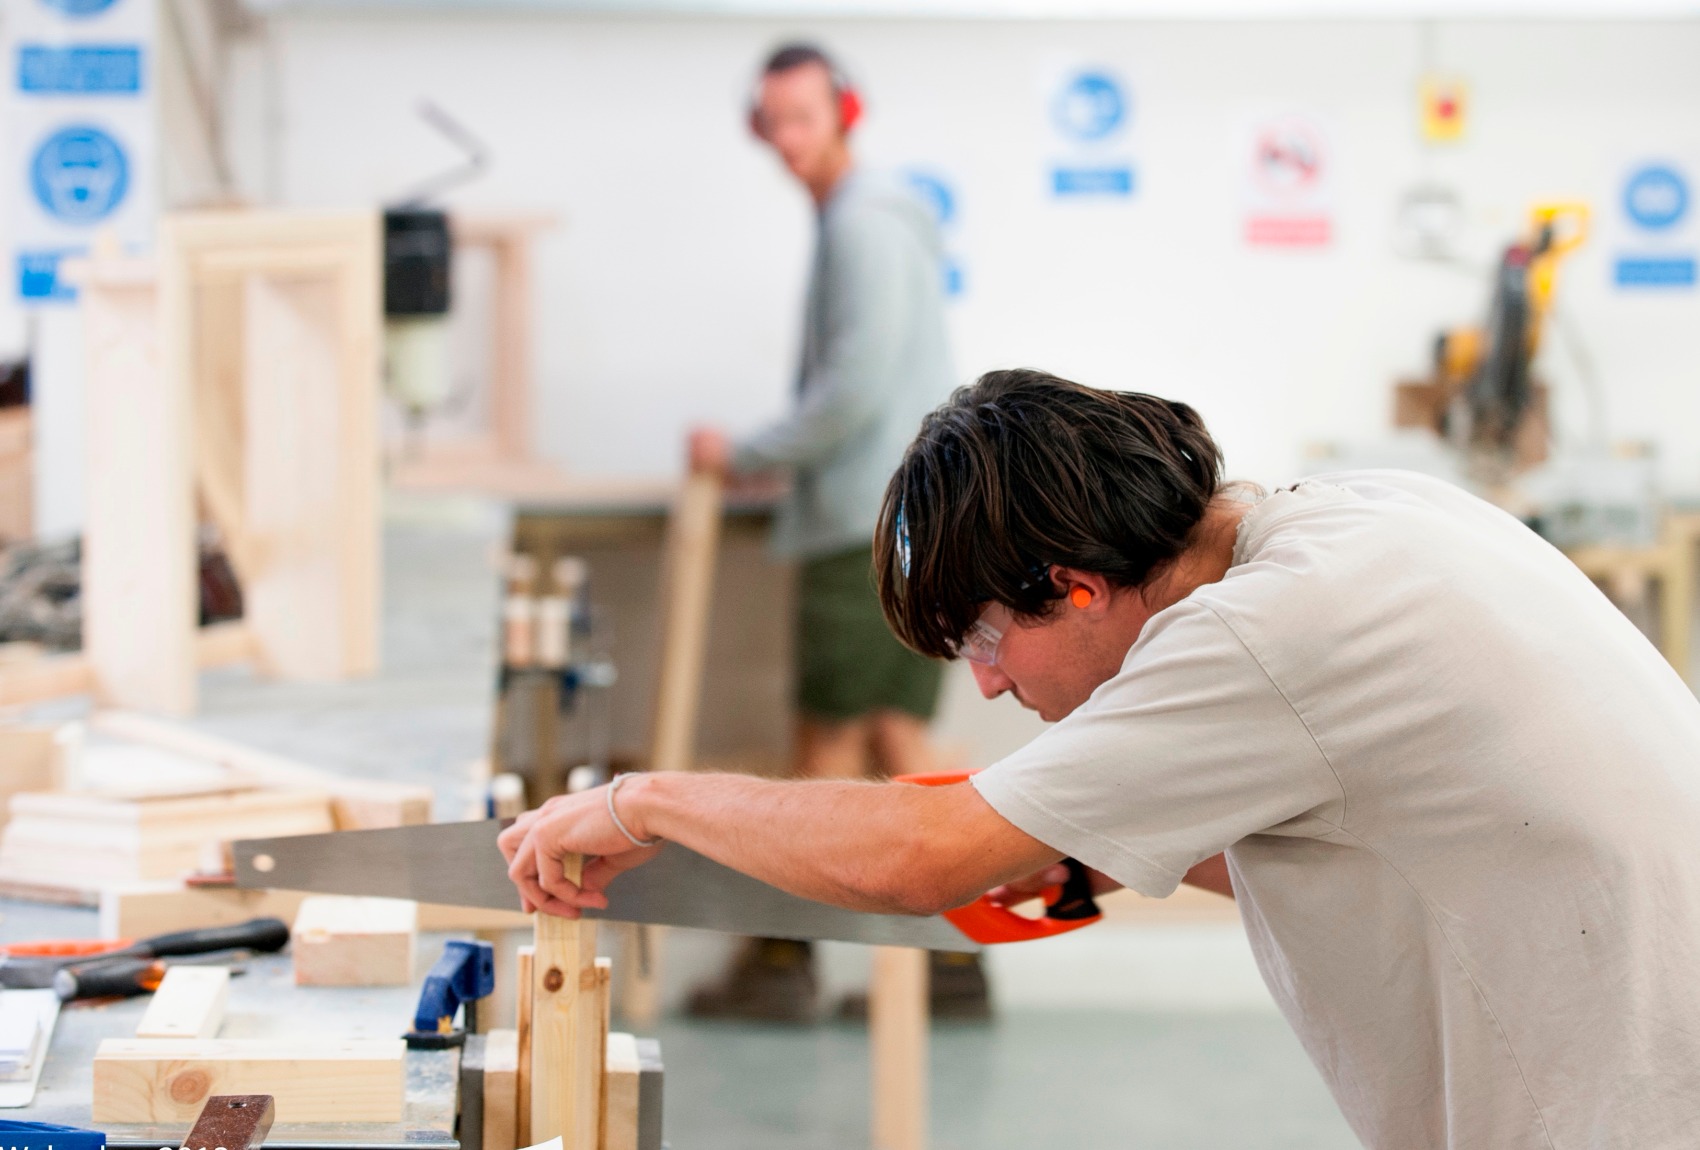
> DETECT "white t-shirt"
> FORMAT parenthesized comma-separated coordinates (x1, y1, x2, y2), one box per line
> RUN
(973, 470, 1700, 1150)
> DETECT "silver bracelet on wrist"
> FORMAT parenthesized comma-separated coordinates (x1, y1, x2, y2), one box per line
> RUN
(606, 773, 660, 849)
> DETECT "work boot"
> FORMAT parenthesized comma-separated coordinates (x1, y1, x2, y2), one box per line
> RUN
(685, 937, 818, 1024)
(834, 950, 993, 1023)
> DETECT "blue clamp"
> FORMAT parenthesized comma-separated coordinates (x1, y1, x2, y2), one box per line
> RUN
(405, 939, 496, 1049)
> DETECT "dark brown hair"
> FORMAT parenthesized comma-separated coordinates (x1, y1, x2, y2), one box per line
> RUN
(875, 369, 1223, 659)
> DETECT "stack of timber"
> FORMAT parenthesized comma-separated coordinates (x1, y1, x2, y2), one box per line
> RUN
(0, 711, 437, 907)
(87, 710, 435, 831)
(0, 784, 332, 898)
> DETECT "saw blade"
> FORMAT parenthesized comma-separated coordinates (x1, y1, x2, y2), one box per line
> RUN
(231, 821, 976, 952)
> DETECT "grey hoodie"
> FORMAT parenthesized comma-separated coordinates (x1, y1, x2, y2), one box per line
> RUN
(733, 167, 958, 559)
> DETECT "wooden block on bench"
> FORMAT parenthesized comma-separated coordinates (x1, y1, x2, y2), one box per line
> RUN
(482, 1028, 520, 1150)
(603, 1032, 641, 1150)
(292, 895, 418, 986)
(135, 966, 229, 1039)
(92, 1037, 404, 1123)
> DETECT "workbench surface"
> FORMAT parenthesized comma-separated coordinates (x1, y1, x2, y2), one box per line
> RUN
(3, 943, 459, 1150)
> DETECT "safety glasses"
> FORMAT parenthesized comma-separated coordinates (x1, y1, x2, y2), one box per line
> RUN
(949, 614, 1005, 666)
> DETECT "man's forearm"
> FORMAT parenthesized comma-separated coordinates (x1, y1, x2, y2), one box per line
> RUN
(621, 771, 1058, 916)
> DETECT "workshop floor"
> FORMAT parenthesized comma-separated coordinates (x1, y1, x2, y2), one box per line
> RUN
(2, 495, 1360, 1150)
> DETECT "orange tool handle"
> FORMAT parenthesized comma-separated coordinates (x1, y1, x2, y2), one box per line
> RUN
(0, 938, 133, 959)
(893, 769, 1103, 945)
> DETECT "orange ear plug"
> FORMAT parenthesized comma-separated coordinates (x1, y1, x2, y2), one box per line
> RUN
(1069, 586, 1093, 609)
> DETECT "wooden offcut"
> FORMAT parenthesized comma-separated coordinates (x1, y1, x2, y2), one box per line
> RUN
(91, 1037, 404, 1123)
(135, 966, 230, 1040)
(602, 1032, 642, 1150)
(291, 896, 418, 987)
(481, 1028, 520, 1150)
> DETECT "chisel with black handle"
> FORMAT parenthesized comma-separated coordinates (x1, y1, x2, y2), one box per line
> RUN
(0, 916, 289, 989)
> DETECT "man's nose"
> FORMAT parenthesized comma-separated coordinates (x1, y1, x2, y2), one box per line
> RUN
(970, 659, 1012, 700)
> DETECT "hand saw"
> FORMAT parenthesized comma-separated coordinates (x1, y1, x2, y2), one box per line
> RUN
(232, 772, 1102, 950)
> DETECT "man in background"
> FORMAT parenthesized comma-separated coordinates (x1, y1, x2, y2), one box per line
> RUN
(686, 43, 970, 1022)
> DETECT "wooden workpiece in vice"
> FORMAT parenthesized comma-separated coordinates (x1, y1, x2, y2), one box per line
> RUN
(291, 896, 419, 987)
(528, 864, 602, 1150)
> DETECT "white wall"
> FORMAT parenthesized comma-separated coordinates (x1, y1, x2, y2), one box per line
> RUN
(224, 13, 1700, 496)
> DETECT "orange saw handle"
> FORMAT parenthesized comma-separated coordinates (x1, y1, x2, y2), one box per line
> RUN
(894, 769, 1102, 945)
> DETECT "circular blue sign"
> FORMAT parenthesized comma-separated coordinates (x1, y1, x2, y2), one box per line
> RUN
(31, 125, 129, 224)
(1623, 164, 1688, 231)
(1053, 71, 1127, 142)
(904, 171, 956, 228)
(37, 0, 120, 17)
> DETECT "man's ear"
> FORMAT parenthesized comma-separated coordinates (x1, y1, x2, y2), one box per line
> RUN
(1049, 567, 1114, 610)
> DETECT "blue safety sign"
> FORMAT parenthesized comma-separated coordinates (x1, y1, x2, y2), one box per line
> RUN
(1614, 257, 1695, 287)
(1622, 165, 1688, 231)
(903, 168, 965, 298)
(18, 45, 142, 93)
(1612, 160, 1696, 290)
(1053, 71, 1127, 142)
(5, 0, 155, 302)
(39, 0, 121, 17)
(905, 171, 955, 228)
(1052, 167, 1134, 197)
(1045, 66, 1136, 201)
(30, 124, 128, 223)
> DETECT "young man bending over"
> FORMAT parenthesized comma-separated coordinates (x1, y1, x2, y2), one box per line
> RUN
(504, 368, 1700, 1149)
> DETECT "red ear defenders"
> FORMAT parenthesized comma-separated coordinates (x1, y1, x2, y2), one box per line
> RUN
(748, 62, 863, 141)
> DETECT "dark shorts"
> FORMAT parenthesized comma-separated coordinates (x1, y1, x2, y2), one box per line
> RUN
(796, 545, 944, 722)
